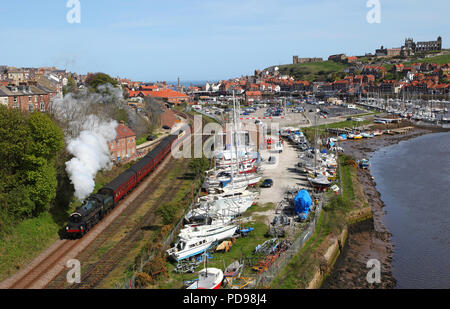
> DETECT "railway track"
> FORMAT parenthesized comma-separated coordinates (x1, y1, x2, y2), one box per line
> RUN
(1, 110, 212, 290)
(1, 144, 175, 289)
(46, 110, 210, 289)
(48, 157, 190, 289)
(44, 154, 182, 289)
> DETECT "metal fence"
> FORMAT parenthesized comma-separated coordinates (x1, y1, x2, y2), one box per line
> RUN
(254, 197, 323, 288)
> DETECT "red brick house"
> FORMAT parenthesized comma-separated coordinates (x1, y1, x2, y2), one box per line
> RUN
(245, 90, 262, 102)
(0, 84, 50, 112)
(108, 121, 137, 164)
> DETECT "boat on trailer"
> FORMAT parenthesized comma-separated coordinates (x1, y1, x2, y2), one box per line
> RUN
(166, 237, 214, 261)
(187, 267, 224, 289)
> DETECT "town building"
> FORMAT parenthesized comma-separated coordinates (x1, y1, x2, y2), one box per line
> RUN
(0, 84, 51, 112)
(293, 56, 323, 64)
(328, 54, 347, 62)
(108, 121, 137, 164)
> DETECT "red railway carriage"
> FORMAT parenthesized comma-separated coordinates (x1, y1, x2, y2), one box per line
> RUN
(100, 133, 179, 204)
(66, 124, 192, 238)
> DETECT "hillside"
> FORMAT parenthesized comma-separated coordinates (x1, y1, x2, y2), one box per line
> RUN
(403, 51, 450, 65)
(272, 61, 349, 82)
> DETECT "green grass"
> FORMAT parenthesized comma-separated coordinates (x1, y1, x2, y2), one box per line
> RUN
(152, 202, 278, 289)
(0, 159, 141, 283)
(338, 155, 355, 201)
(158, 220, 271, 289)
(0, 212, 61, 281)
(271, 211, 326, 288)
(276, 61, 349, 82)
(403, 52, 450, 65)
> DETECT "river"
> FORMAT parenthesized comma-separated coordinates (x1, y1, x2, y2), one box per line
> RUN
(370, 132, 450, 288)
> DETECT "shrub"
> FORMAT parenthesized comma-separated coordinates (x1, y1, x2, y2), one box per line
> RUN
(156, 202, 179, 225)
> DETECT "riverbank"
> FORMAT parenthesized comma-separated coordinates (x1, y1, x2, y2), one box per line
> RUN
(322, 122, 447, 288)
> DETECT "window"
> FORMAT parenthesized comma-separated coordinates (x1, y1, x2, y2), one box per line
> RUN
(28, 96, 32, 103)
(14, 97, 17, 103)
(29, 104, 34, 112)
(34, 96, 37, 103)
(40, 103, 45, 111)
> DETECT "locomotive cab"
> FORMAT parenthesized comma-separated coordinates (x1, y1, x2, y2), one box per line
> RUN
(65, 195, 104, 238)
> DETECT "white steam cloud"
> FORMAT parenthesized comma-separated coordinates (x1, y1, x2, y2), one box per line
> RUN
(51, 85, 127, 200)
(65, 116, 118, 200)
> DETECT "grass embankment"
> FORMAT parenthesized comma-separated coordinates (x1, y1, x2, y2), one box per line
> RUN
(0, 213, 61, 281)
(270, 153, 369, 288)
(97, 156, 203, 288)
(276, 61, 349, 82)
(0, 160, 136, 282)
(403, 52, 450, 65)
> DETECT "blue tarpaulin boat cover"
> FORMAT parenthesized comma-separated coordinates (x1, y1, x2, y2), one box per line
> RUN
(321, 149, 328, 154)
(294, 190, 312, 220)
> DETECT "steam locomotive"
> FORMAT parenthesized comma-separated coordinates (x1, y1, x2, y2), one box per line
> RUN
(65, 126, 189, 238)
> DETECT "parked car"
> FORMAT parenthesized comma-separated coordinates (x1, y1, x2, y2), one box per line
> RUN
(146, 135, 156, 141)
(261, 179, 273, 188)
(162, 125, 171, 130)
(268, 156, 276, 165)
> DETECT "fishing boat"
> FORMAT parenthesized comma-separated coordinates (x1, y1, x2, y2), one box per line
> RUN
(166, 236, 214, 261)
(358, 158, 370, 169)
(202, 171, 261, 190)
(361, 132, 374, 138)
(178, 223, 238, 243)
(187, 267, 224, 289)
(198, 191, 258, 211)
(224, 261, 244, 278)
(373, 130, 383, 136)
(185, 196, 255, 222)
(308, 175, 332, 189)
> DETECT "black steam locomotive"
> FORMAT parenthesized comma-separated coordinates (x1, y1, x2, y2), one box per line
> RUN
(65, 128, 188, 238)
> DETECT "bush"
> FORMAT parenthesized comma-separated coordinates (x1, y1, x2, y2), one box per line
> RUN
(324, 194, 351, 212)
(156, 202, 179, 225)
(135, 272, 152, 288)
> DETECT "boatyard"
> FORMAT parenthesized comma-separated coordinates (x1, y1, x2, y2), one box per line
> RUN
(1, 2, 449, 295)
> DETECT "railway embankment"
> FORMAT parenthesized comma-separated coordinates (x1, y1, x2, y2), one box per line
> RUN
(321, 124, 444, 289)
(270, 157, 373, 289)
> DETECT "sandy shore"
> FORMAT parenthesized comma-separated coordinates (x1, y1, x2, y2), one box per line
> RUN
(322, 122, 447, 289)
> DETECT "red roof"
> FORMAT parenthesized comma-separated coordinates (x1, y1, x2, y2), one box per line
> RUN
(128, 90, 141, 97)
(141, 89, 188, 98)
(246, 91, 262, 96)
(141, 85, 158, 90)
(115, 123, 136, 139)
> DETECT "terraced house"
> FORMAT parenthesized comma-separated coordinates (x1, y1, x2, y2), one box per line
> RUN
(0, 84, 51, 112)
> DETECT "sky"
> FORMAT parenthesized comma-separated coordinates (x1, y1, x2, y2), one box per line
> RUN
(0, 0, 448, 82)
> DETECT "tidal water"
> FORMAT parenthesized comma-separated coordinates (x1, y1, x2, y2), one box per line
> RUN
(370, 132, 450, 288)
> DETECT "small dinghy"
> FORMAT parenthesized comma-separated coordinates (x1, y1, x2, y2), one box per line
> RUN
(187, 267, 224, 289)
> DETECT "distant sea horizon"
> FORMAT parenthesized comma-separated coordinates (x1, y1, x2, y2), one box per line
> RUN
(152, 80, 218, 87)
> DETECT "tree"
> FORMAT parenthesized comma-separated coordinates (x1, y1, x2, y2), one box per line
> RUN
(0, 106, 65, 229)
(63, 76, 77, 96)
(85, 72, 118, 90)
(28, 112, 65, 160)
